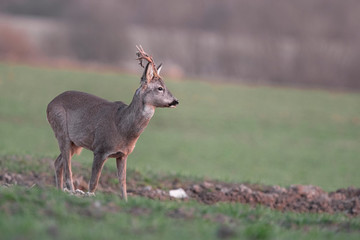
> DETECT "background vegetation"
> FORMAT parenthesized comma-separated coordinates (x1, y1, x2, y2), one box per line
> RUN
(1, 0, 360, 89)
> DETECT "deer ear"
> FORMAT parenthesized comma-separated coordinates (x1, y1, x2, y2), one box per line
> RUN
(141, 62, 154, 84)
(146, 63, 154, 82)
(157, 63, 163, 75)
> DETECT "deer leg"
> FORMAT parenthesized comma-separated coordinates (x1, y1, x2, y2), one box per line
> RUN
(55, 133, 74, 192)
(88, 153, 107, 193)
(69, 143, 83, 192)
(116, 156, 128, 201)
(54, 154, 64, 189)
(50, 110, 71, 191)
(61, 142, 75, 192)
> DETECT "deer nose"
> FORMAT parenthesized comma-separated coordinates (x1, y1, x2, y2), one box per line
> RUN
(169, 99, 179, 107)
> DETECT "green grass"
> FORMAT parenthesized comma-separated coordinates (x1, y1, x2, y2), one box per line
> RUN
(0, 63, 359, 190)
(0, 63, 360, 239)
(1, 186, 359, 240)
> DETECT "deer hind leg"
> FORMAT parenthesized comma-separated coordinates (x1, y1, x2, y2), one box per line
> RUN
(88, 153, 108, 193)
(48, 106, 74, 191)
(59, 140, 75, 192)
(67, 142, 83, 190)
(54, 142, 82, 192)
(54, 154, 64, 189)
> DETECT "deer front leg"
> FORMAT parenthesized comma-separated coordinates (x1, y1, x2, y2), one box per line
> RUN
(88, 153, 108, 193)
(116, 156, 128, 201)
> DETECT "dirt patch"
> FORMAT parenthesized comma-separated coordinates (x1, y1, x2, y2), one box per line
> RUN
(186, 182, 360, 215)
(1, 162, 359, 216)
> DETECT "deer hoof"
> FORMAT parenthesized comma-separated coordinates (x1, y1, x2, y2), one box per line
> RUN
(86, 192, 96, 197)
(63, 188, 74, 194)
(75, 189, 85, 195)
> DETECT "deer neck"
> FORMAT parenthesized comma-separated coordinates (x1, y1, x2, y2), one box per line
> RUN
(130, 92, 155, 121)
(116, 88, 155, 139)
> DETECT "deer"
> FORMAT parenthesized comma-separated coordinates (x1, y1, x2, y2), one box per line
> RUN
(46, 46, 178, 201)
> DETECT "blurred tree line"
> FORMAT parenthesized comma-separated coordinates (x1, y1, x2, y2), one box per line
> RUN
(1, 0, 360, 89)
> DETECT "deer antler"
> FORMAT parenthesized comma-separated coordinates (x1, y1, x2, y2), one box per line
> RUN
(136, 45, 159, 78)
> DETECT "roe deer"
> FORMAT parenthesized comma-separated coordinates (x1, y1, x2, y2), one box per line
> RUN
(46, 46, 178, 200)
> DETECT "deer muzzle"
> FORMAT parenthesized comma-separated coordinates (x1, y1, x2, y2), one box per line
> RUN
(169, 99, 179, 108)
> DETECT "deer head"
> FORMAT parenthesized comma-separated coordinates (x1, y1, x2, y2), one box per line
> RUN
(136, 45, 179, 108)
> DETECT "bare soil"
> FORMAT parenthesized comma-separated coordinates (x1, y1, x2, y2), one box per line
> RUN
(1, 159, 359, 216)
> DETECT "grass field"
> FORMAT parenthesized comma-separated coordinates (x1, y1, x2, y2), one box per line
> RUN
(0, 63, 359, 190)
(1, 185, 360, 240)
(0, 63, 359, 239)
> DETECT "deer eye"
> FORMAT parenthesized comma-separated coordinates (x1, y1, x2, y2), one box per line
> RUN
(157, 87, 164, 91)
